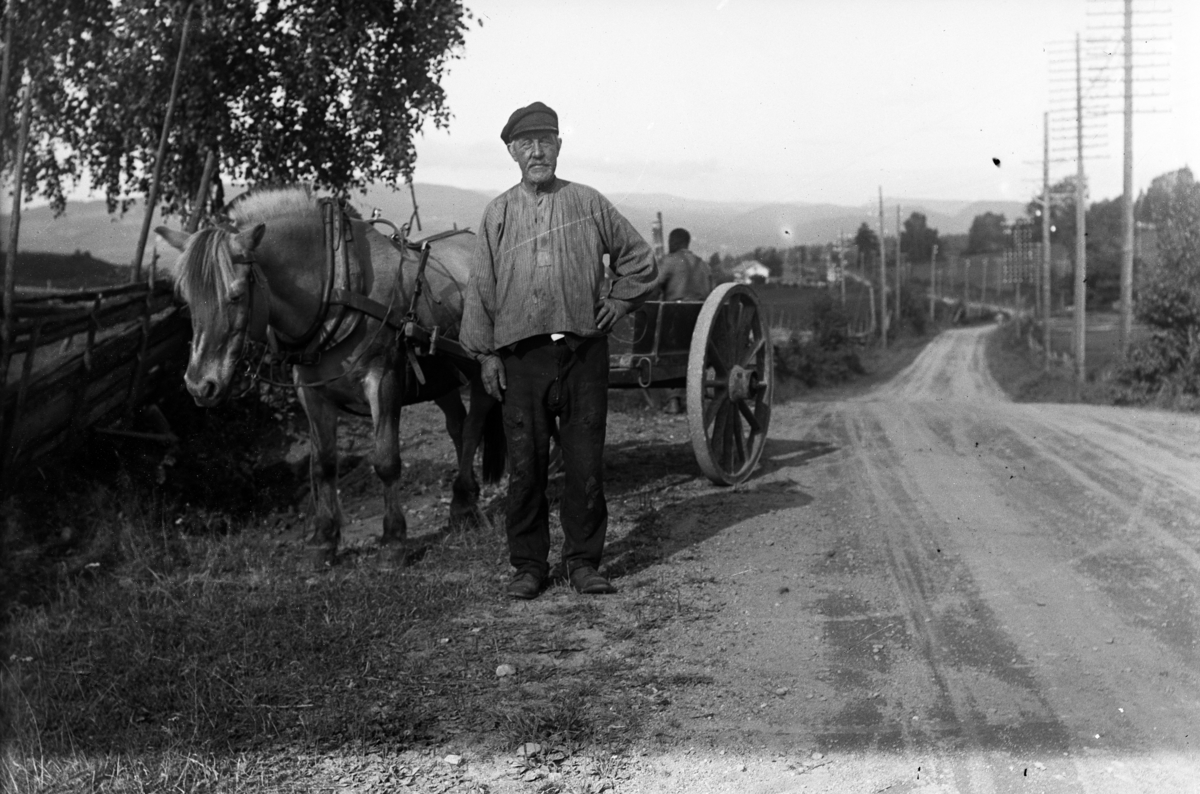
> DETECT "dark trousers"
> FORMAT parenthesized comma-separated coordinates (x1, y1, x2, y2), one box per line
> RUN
(500, 335, 609, 578)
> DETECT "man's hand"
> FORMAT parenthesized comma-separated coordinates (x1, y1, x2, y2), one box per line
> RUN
(595, 298, 633, 332)
(480, 355, 507, 401)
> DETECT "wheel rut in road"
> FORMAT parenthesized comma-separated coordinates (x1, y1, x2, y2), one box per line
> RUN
(641, 323, 1200, 792)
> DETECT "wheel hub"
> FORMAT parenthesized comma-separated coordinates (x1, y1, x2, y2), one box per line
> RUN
(728, 365, 751, 402)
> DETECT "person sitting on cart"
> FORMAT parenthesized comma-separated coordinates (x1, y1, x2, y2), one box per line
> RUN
(654, 227, 712, 302)
(460, 101, 658, 600)
(654, 227, 712, 413)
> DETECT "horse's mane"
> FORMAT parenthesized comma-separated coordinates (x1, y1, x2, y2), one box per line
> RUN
(224, 184, 322, 225)
(174, 227, 236, 330)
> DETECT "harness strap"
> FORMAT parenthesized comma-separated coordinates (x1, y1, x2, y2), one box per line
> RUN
(264, 214, 474, 372)
(270, 200, 365, 361)
(330, 289, 400, 325)
(407, 227, 473, 248)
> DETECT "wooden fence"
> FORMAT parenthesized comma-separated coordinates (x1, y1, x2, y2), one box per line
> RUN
(0, 280, 189, 487)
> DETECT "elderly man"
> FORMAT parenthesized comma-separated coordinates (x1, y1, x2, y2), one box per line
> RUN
(460, 101, 658, 599)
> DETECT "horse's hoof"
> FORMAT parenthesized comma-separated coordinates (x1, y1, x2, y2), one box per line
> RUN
(377, 541, 409, 568)
(448, 504, 476, 530)
(306, 531, 341, 547)
(451, 502, 495, 532)
(311, 544, 338, 569)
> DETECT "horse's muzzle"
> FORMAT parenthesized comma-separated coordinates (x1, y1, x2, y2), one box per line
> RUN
(186, 376, 224, 407)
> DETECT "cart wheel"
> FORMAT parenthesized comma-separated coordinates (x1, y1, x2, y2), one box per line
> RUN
(686, 283, 772, 485)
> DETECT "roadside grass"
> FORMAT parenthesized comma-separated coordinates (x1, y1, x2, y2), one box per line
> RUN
(985, 316, 1120, 405)
(773, 327, 939, 404)
(2, 396, 720, 792)
(1, 512, 663, 791)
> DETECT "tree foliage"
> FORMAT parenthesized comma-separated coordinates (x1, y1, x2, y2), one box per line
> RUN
(1024, 177, 1078, 253)
(2, 0, 473, 218)
(853, 222, 878, 260)
(1082, 196, 1123, 307)
(1112, 168, 1200, 402)
(1024, 177, 1132, 307)
(964, 211, 1007, 255)
(900, 211, 939, 264)
(1133, 168, 1200, 333)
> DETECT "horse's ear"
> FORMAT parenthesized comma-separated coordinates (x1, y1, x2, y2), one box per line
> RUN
(156, 226, 191, 252)
(234, 223, 266, 253)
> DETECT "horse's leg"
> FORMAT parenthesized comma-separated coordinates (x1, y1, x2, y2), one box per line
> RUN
(448, 376, 504, 528)
(296, 385, 342, 565)
(364, 363, 408, 554)
(434, 388, 467, 462)
(431, 387, 474, 524)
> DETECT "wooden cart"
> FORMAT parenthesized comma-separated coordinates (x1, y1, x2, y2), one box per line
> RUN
(608, 283, 772, 485)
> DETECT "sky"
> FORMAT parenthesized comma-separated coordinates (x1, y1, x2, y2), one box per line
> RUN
(411, 0, 1200, 209)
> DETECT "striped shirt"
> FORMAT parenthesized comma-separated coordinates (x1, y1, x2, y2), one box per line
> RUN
(460, 178, 658, 358)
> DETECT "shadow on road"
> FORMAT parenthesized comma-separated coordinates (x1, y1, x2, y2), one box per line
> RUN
(600, 437, 834, 580)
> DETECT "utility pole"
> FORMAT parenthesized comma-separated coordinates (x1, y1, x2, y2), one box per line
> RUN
(839, 231, 847, 307)
(895, 204, 902, 332)
(1042, 111, 1052, 370)
(1083, 0, 1169, 357)
(878, 186, 887, 349)
(962, 257, 969, 307)
(1073, 33, 1088, 382)
(1119, 0, 1134, 354)
(929, 244, 938, 321)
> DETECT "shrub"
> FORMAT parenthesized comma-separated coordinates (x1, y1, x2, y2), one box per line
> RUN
(772, 293, 865, 387)
(1113, 167, 1200, 401)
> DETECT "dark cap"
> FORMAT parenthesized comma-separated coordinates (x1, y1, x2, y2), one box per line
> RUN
(501, 101, 559, 144)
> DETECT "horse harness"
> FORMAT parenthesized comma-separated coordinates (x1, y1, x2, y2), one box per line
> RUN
(244, 199, 473, 388)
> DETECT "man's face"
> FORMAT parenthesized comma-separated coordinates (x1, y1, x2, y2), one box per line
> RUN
(508, 132, 561, 188)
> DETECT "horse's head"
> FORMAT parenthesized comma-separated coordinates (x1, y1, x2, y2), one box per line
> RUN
(157, 223, 270, 407)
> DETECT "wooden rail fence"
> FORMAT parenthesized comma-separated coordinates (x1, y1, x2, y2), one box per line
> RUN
(0, 280, 189, 487)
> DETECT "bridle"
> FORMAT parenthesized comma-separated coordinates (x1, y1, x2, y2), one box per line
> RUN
(213, 243, 273, 397)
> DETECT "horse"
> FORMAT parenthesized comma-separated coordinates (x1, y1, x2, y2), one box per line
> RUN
(156, 186, 504, 565)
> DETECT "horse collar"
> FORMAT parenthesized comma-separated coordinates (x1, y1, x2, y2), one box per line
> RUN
(246, 262, 271, 343)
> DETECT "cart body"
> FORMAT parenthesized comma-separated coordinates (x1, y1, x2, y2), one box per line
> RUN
(607, 284, 772, 485)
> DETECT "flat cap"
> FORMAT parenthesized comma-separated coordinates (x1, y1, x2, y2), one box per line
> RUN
(501, 101, 558, 144)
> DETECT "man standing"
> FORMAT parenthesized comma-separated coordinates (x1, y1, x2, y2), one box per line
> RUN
(460, 101, 658, 599)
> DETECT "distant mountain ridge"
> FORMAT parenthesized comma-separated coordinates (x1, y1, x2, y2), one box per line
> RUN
(7, 185, 1027, 273)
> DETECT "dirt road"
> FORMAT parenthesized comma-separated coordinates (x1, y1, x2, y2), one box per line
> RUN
(629, 323, 1200, 792)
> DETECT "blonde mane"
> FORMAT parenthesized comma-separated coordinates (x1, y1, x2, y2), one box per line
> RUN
(226, 185, 322, 226)
(175, 227, 237, 329)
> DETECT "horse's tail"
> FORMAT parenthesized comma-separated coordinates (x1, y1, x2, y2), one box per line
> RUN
(480, 400, 507, 484)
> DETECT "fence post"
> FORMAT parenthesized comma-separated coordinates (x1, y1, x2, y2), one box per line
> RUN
(1, 71, 36, 489)
(186, 147, 218, 233)
(131, 2, 195, 282)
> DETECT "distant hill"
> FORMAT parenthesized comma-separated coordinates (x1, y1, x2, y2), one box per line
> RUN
(6, 198, 174, 272)
(357, 186, 1026, 258)
(11, 251, 128, 290)
(5, 187, 1027, 283)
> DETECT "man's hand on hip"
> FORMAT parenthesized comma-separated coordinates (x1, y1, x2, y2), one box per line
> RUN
(595, 298, 633, 332)
(481, 355, 506, 401)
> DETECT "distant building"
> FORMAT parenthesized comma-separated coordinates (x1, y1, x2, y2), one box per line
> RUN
(732, 260, 770, 284)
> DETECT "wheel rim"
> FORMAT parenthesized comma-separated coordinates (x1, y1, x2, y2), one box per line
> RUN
(687, 283, 772, 485)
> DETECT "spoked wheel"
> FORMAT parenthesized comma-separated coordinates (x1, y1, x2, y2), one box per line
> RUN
(686, 283, 772, 485)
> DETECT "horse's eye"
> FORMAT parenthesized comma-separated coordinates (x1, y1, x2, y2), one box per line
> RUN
(228, 291, 244, 304)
